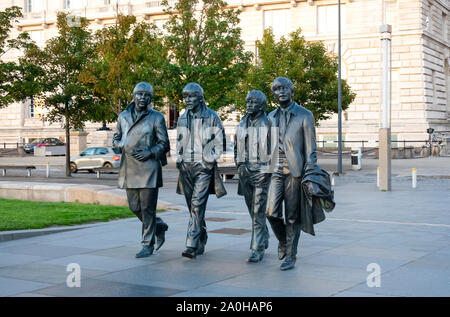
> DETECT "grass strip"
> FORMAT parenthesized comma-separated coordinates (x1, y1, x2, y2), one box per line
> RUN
(0, 198, 165, 231)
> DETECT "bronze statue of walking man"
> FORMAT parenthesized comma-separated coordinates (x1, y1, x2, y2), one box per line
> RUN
(176, 82, 227, 259)
(113, 82, 170, 258)
(266, 77, 319, 271)
(235, 90, 271, 262)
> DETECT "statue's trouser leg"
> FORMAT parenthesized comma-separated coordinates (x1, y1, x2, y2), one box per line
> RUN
(252, 185, 269, 252)
(126, 188, 158, 246)
(266, 171, 287, 244)
(131, 207, 165, 236)
(284, 174, 302, 257)
(155, 217, 167, 237)
(181, 163, 212, 249)
(241, 167, 270, 252)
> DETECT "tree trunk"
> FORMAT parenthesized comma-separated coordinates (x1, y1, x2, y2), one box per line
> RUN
(65, 104, 71, 177)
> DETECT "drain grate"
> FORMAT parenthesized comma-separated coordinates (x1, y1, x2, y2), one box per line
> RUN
(209, 228, 251, 235)
(205, 217, 235, 222)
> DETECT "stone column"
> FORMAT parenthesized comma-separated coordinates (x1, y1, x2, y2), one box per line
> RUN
(379, 128, 391, 191)
(70, 131, 88, 157)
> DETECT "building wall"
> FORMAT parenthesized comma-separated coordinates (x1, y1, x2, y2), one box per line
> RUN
(0, 0, 449, 149)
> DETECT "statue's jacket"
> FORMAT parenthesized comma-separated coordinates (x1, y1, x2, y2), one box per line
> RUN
(267, 102, 318, 178)
(113, 102, 170, 189)
(268, 102, 335, 235)
(300, 166, 336, 235)
(234, 112, 272, 196)
(175, 105, 227, 198)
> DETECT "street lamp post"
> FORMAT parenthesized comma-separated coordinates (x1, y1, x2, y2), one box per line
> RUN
(379, 24, 392, 191)
(337, 0, 343, 175)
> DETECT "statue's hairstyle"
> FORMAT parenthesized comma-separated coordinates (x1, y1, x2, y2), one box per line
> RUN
(182, 82, 206, 106)
(246, 90, 267, 111)
(133, 82, 153, 97)
(271, 77, 294, 94)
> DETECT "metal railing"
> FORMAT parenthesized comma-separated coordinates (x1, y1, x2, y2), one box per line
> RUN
(1, 143, 26, 150)
(316, 140, 432, 152)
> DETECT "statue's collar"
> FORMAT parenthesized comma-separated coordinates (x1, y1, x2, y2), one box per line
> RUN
(183, 105, 209, 118)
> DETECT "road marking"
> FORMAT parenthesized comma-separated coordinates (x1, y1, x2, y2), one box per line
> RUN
(327, 217, 450, 228)
(205, 210, 450, 228)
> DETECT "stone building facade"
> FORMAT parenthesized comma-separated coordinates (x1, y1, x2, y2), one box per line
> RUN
(0, 0, 449, 152)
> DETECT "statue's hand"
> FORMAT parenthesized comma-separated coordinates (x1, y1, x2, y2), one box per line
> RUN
(132, 148, 153, 162)
(305, 181, 316, 196)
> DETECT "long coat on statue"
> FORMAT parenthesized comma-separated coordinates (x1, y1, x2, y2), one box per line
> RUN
(113, 102, 170, 189)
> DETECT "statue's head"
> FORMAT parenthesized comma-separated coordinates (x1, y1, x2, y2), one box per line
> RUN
(246, 90, 267, 116)
(133, 82, 153, 111)
(272, 77, 294, 106)
(182, 82, 205, 112)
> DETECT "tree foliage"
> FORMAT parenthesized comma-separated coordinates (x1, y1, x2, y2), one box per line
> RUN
(79, 14, 167, 123)
(238, 29, 355, 122)
(161, 0, 252, 115)
(0, 6, 43, 108)
(25, 12, 95, 176)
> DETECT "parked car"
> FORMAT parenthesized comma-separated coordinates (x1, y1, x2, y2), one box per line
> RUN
(70, 147, 121, 173)
(218, 141, 236, 180)
(23, 137, 64, 153)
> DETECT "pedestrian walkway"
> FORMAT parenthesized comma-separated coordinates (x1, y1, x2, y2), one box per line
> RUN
(0, 170, 449, 297)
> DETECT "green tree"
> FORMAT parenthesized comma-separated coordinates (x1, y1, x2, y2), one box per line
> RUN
(161, 0, 252, 115)
(27, 13, 95, 176)
(0, 6, 44, 108)
(238, 28, 355, 122)
(79, 14, 167, 126)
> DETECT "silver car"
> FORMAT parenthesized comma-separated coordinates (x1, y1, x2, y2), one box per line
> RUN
(70, 147, 121, 173)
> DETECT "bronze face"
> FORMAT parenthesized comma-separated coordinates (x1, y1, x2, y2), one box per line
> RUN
(246, 96, 263, 115)
(133, 83, 153, 112)
(272, 78, 293, 107)
(183, 90, 202, 112)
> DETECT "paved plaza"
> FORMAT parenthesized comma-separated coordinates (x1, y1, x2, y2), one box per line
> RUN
(0, 156, 449, 297)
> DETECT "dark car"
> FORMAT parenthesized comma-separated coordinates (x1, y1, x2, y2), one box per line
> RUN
(24, 138, 65, 153)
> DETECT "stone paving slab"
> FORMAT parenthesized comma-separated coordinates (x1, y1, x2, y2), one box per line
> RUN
(0, 165, 449, 297)
(0, 277, 51, 297)
(34, 278, 183, 297)
(0, 262, 107, 284)
(42, 254, 154, 272)
(0, 243, 93, 259)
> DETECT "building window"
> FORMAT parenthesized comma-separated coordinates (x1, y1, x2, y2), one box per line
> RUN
(263, 9, 291, 39)
(25, 0, 44, 13)
(384, 0, 398, 29)
(446, 60, 450, 116)
(65, 0, 85, 9)
(29, 96, 35, 118)
(432, 70, 437, 106)
(443, 13, 448, 42)
(391, 69, 399, 109)
(317, 5, 346, 35)
(29, 30, 44, 47)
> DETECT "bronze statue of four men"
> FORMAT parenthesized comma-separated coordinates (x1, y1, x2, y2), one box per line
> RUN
(114, 78, 334, 271)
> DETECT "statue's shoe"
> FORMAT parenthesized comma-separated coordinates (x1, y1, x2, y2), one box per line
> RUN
(136, 245, 154, 258)
(182, 247, 197, 259)
(196, 244, 205, 255)
(278, 242, 287, 260)
(155, 223, 168, 251)
(247, 251, 264, 263)
(280, 256, 296, 271)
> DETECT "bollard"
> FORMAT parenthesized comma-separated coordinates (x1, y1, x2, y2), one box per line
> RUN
(412, 168, 417, 188)
(331, 173, 335, 186)
(377, 167, 380, 188)
(46, 162, 50, 178)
